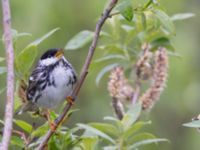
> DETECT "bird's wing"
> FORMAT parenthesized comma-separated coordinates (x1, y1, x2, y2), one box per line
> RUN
(26, 65, 45, 102)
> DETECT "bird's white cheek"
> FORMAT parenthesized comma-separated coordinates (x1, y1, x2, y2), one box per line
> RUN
(40, 57, 58, 66)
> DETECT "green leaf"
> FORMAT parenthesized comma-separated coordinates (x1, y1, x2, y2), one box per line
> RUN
(12, 29, 32, 44)
(116, 0, 132, 13)
(104, 116, 124, 132)
(89, 122, 119, 137)
(65, 30, 94, 50)
(103, 146, 117, 150)
(183, 120, 200, 128)
(127, 138, 169, 150)
(80, 137, 98, 150)
(49, 110, 58, 121)
(127, 132, 156, 145)
(171, 13, 195, 21)
(96, 63, 119, 86)
(0, 57, 5, 62)
(123, 121, 151, 139)
(141, 12, 147, 30)
(94, 54, 126, 63)
(0, 67, 7, 75)
(30, 28, 60, 46)
(97, 45, 125, 55)
(0, 119, 4, 125)
(116, 0, 133, 22)
(154, 9, 175, 35)
(77, 123, 115, 144)
(121, 103, 142, 130)
(122, 6, 133, 22)
(14, 119, 32, 133)
(121, 25, 135, 32)
(151, 37, 175, 51)
(104, 116, 120, 123)
(15, 45, 37, 76)
(11, 136, 24, 148)
(31, 123, 49, 137)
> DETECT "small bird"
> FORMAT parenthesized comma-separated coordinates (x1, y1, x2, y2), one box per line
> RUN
(16, 48, 77, 116)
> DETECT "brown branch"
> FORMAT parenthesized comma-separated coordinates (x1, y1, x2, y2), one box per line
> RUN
(37, 0, 118, 149)
(0, 0, 15, 149)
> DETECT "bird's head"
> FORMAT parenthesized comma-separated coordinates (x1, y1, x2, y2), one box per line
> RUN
(40, 48, 64, 66)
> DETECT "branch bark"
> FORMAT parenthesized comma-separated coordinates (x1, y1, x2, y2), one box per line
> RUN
(0, 0, 15, 149)
(37, 0, 118, 149)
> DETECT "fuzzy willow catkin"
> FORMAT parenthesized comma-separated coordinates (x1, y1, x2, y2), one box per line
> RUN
(136, 43, 153, 80)
(139, 47, 168, 110)
(108, 66, 134, 119)
(108, 66, 134, 102)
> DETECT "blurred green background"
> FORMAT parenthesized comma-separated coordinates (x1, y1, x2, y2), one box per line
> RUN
(0, 0, 200, 150)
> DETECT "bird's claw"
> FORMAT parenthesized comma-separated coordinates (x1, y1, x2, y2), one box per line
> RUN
(49, 121, 56, 132)
(66, 96, 74, 105)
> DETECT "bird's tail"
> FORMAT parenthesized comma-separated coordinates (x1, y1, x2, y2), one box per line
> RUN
(15, 101, 38, 115)
(15, 80, 38, 115)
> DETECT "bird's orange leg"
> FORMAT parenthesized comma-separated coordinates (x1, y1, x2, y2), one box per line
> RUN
(66, 96, 75, 105)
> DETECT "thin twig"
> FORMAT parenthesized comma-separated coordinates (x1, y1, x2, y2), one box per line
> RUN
(12, 130, 29, 146)
(37, 0, 118, 149)
(0, 0, 15, 149)
(132, 80, 141, 104)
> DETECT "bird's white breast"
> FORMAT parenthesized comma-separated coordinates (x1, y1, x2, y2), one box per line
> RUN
(37, 65, 74, 109)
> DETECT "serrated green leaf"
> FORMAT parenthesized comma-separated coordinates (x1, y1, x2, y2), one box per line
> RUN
(16, 45, 37, 76)
(94, 54, 126, 63)
(14, 119, 32, 133)
(95, 63, 119, 86)
(183, 120, 200, 128)
(30, 28, 60, 46)
(0, 67, 7, 75)
(123, 121, 151, 139)
(0, 57, 5, 62)
(11, 136, 24, 148)
(65, 30, 94, 50)
(171, 13, 195, 21)
(89, 122, 119, 137)
(154, 9, 175, 35)
(121, 103, 142, 130)
(77, 123, 115, 144)
(127, 138, 169, 150)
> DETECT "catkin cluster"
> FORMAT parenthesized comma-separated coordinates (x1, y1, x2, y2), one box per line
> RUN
(139, 47, 168, 110)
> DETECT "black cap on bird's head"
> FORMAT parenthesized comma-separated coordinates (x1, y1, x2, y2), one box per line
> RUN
(41, 48, 64, 60)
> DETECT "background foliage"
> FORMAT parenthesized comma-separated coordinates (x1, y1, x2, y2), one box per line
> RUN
(0, 0, 200, 149)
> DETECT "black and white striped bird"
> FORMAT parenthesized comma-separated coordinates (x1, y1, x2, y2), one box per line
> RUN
(17, 48, 77, 114)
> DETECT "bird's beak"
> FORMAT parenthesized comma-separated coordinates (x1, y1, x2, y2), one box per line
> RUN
(55, 49, 64, 59)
